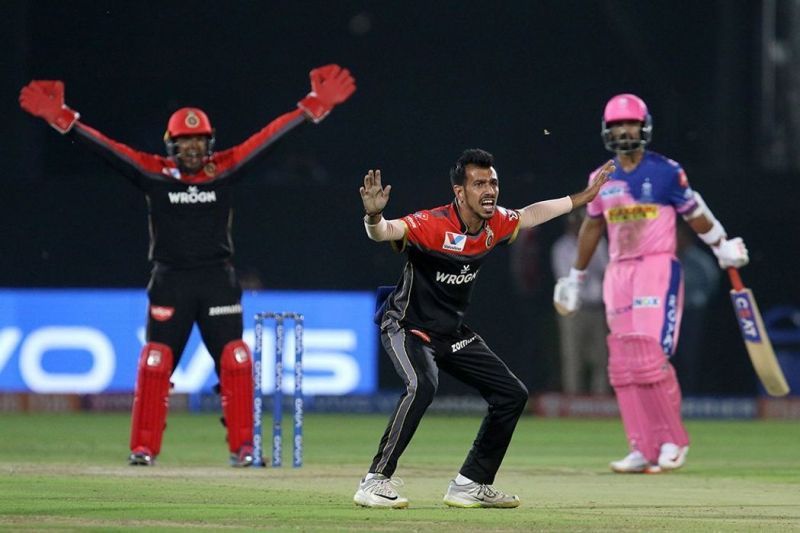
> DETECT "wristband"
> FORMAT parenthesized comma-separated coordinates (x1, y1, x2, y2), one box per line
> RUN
(569, 267, 587, 284)
(699, 219, 726, 245)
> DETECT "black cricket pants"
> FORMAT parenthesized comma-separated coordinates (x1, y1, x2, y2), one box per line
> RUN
(369, 323, 529, 484)
(146, 263, 243, 376)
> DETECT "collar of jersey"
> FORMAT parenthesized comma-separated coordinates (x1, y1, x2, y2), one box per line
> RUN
(450, 200, 486, 236)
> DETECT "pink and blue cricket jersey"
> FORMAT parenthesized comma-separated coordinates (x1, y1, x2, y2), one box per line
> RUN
(586, 151, 698, 355)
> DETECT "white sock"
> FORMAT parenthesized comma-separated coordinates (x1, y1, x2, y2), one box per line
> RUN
(455, 473, 475, 485)
(364, 472, 379, 481)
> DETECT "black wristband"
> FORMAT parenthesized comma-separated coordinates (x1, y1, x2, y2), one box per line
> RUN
(365, 210, 383, 218)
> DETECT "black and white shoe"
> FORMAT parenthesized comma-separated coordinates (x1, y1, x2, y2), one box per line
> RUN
(443, 480, 520, 508)
(353, 474, 409, 508)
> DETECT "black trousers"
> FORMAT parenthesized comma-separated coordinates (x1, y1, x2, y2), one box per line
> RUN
(146, 263, 243, 376)
(369, 323, 529, 484)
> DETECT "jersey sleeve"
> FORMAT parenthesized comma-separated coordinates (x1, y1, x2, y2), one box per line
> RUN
(665, 163, 698, 215)
(210, 108, 306, 182)
(492, 206, 522, 245)
(391, 209, 432, 252)
(71, 121, 169, 189)
(585, 168, 604, 218)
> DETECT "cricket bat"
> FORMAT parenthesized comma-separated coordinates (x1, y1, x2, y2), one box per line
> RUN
(727, 267, 790, 397)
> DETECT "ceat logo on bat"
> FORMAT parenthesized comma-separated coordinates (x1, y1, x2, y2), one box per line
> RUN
(443, 232, 466, 252)
(731, 292, 762, 342)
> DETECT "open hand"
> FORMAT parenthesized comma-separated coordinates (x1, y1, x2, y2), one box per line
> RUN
(570, 159, 615, 208)
(360, 169, 391, 216)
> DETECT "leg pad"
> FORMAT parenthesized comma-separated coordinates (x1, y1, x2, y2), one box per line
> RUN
(220, 340, 254, 454)
(130, 342, 173, 457)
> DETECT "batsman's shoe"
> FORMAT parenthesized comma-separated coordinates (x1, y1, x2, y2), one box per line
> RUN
(353, 475, 409, 509)
(128, 446, 155, 466)
(610, 451, 661, 474)
(658, 443, 689, 471)
(443, 480, 520, 508)
(230, 444, 255, 467)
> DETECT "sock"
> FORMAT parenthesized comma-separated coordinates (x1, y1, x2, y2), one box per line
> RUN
(455, 473, 475, 485)
(364, 472, 379, 481)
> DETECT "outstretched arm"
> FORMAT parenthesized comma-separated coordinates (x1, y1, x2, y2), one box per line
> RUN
(221, 65, 357, 174)
(359, 169, 407, 241)
(518, 160, 615, 229)
(20, 80, 166, 182)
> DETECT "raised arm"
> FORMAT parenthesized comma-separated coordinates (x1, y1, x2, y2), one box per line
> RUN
(20, 80, 166, 182)
(219, 64, 357, 175)
(359, 169, 407, 242)
(518, 160, 615, 229)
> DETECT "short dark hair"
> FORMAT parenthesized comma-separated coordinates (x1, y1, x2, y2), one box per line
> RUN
(450, 148, 494, 186)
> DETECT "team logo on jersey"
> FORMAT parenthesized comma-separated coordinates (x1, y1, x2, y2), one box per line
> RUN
(150, 305, 175, 321)
(485, 226, 494, 248)
(204, 162, 216, 177)
(606, 204, 658, 223)
(168, 185, 217, 204)
(443, 232, 467, 251)
(640, 178, 654, 202)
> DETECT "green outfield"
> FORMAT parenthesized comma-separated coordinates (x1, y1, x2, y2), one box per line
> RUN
(0, 412, 798, 531)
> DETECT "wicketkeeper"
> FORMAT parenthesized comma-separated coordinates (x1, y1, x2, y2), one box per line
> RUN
(19, 65, 355, 466)
(553, 94, 749, 473)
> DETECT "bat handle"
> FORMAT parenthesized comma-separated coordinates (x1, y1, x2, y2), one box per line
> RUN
(727, 267, 745, 291)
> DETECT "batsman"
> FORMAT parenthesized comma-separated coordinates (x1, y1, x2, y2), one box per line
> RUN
(19, 66, 355, 466)
(554, 94, 749, 473)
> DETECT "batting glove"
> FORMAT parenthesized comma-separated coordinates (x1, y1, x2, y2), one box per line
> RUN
(712, 237, 749, 269)
(553, 267, 586, 316)
(19, 80, 80, 134)
(297, 64, 356, 123)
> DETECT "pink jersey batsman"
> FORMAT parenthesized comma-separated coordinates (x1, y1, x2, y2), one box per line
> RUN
(554, 94, 750, 473)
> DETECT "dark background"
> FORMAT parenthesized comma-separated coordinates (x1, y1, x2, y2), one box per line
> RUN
(4, 1, 797, 395)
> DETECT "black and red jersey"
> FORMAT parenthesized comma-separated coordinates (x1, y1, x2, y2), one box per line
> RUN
(382, 202, 521, 335)
(71, 109, 306, 268)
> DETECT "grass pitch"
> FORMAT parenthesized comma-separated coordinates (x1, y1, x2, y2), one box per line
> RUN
(0, 412, 798, 531)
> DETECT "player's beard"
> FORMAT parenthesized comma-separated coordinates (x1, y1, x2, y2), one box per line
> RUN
(178, 150, 205, 173)
(614, 132, 641, 153)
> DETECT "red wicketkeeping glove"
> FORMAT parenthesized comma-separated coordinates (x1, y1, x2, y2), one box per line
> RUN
(297, 64, 356, 123)
(19, 80, 80, 134)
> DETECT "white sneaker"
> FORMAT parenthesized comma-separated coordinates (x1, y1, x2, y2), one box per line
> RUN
(658, 443, 689, 471)
(610, 451, 661, 474)
(353, 475, 409, 509)
(443, 480, 520, 508)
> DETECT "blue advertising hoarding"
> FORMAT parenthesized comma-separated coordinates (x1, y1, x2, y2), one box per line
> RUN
(0, 289, 377, 395)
